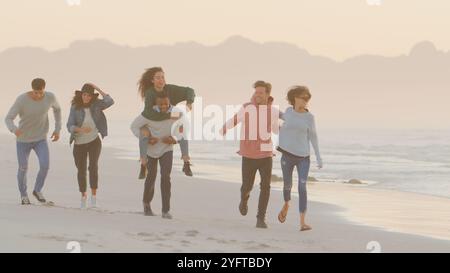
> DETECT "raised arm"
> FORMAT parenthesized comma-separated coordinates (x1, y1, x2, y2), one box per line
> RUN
(221, 105, 246, 135)
(168, 84, 196, 107)
(89, 83, 115, 110)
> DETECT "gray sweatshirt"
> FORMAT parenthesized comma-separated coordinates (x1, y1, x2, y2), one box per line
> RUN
(5, 92, 62, 143)
(279, 107, 322, 166)
(130, 107, 185, 159)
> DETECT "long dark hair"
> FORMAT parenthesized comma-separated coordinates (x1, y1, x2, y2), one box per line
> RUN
(71, 91, 98, 110)
(138, 67, 164, 100)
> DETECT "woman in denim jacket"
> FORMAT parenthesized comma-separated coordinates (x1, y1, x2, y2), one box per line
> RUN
(67, 83, 114, 209)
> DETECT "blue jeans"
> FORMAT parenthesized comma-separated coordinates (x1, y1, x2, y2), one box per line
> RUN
(281, 153, 310, 213)
(16, 140, 50, 197)
(139, 136, 189, 160)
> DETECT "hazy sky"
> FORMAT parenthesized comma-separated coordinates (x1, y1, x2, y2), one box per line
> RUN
(1, 0, 449, 60)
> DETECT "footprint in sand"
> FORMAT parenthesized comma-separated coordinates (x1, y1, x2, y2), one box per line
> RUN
(25, 234, 89, 244)
(136, 232, 166, 242)
(156, 243, 173, 248)
(88, 208, 115, 215)
(185, 230, 199, 237)
(205, 237, 234, 245)
(116, 210, 141, 216)
(244, 242, 271, 250)
(137, 232, 153, 237)
(144, 237, 165, 242)
(180, 240, 191, 244)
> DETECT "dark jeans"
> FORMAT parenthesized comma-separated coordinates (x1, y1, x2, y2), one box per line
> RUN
(143, 151, 173, 213)
(241, 157, 272, 220)
(73, 137, 102, 193)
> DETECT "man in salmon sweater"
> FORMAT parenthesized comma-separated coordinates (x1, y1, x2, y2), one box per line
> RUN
(221, 81, 280, 229)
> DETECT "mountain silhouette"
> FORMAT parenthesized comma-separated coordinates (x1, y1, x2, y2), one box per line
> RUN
(1, 36, 449, 129)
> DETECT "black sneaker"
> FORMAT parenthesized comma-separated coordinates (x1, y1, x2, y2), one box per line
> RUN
(143, 203, 155, 216)
(139, 164, 147, 180)
(256, 218, 268, 229)
(182, 162, 193, 177)
(239, 200, 248, 216)
(21, 196, 31, 205)
(162, 212, 173, 220)
(32, 191, 46, 203)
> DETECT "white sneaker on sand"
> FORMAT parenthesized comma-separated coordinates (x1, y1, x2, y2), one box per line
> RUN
(80, 196, 87, 209)
(21, 196, 31, 205)
(90, 196, 97, 208)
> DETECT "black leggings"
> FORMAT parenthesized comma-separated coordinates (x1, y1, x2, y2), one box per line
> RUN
(73, 137, 102, 193)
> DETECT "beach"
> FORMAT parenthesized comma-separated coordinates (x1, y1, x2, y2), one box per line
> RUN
(0, 134, 449, 253)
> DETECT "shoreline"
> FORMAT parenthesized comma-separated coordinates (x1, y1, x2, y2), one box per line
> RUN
(110, 147, 450, 242)
(109, 139, 450, 200)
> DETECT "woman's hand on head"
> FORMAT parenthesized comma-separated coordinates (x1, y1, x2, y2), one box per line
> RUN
(88, 83, 107, 96)
(87, 83, 100, 91)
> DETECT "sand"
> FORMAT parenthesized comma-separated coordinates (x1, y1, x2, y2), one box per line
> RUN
(0, 135, 449, 253)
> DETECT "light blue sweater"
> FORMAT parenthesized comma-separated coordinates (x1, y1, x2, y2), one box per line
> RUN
(278, 107, 322, 166)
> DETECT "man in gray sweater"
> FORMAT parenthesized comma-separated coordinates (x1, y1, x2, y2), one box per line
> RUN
(4, 78, 62, 205)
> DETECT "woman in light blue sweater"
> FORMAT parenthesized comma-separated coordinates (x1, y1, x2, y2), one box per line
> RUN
(277, 86, 323, 231)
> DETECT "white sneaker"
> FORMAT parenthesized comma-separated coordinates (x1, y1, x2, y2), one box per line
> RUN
(80, 196, 87, 209)
(90, 196, 97, 208)
(21, 196, 31, 205)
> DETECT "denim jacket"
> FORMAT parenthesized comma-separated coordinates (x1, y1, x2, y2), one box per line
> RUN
(67, 95, 115, 145)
